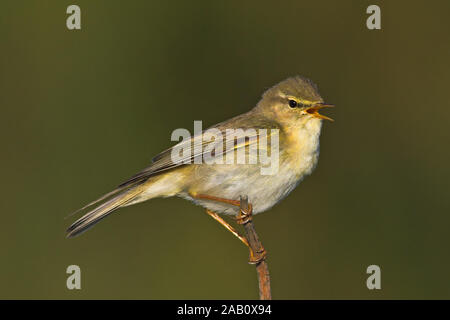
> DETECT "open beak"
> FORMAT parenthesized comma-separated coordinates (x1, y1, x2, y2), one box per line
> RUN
(305, 103, 335, 121)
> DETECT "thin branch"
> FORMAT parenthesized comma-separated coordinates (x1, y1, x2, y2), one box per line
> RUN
(239, 195, 272, 300)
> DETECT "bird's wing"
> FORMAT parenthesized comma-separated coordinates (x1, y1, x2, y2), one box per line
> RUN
(118, 114, 280, 188)
(69, 114, 280, 216)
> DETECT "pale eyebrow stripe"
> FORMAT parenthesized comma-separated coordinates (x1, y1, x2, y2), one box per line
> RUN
(278, 92, 315, 105)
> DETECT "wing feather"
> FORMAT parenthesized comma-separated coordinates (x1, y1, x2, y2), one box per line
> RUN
(118, 113, 280, 188)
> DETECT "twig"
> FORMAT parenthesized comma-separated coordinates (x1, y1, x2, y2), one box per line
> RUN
(239, 195, 272, 300)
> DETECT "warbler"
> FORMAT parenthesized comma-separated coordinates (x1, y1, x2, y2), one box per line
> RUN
(66, 76, 333, 259)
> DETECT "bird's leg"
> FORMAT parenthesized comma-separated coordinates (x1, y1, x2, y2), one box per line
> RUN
(194, 194, 241, 207)
(194, 193, 265, 264)
(237, 199, 266, 264)
(205, 210, 249, 247)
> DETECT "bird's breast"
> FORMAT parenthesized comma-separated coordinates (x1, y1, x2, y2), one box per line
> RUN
(247, 119, 323, 213)
(283, 119, 322, 178)
(180, 119, 323, 215)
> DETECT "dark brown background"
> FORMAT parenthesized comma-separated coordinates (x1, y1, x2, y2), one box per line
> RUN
(1, 0, 449, 299)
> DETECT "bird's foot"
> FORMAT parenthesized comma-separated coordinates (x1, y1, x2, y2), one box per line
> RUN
(248, 246, 267, 264)
(236, 203, 253, 225)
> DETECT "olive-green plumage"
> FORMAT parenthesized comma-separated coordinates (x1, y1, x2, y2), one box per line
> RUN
(67, 76, 333, 238)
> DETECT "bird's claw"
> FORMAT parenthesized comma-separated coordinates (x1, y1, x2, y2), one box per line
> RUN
(248, 247, 267, 264)
(236, 203, 253, 225)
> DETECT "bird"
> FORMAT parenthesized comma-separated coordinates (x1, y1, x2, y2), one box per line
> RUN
(66, 76, 333, 261)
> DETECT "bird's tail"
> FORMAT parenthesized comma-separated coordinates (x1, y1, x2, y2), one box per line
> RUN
(66, 186, 144, 238)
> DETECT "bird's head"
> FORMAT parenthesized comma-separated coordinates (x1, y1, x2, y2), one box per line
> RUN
(256, 76, 334, 126)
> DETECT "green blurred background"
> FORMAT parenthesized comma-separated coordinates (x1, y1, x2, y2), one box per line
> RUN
(1, 0, 449, 299)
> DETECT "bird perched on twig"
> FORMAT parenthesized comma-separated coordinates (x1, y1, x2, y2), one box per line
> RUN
(66, 76, 333, 262)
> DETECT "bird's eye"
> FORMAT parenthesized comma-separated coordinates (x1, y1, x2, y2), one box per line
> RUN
(288, 100, 297, 108)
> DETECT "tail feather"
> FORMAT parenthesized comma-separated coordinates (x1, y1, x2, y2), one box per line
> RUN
(66, 187, 143, 238)
(64, 186, 128, 220)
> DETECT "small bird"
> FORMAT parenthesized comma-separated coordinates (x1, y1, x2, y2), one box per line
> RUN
(67, 76, 333, 260)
